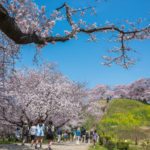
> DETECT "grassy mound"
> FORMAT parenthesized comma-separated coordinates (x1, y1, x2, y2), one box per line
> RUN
(98, 99, 150, 141)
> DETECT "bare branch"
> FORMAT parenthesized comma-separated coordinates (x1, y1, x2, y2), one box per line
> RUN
(71, 6, 95, 13)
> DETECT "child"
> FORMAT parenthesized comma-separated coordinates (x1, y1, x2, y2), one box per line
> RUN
(64, 132, 68, 142)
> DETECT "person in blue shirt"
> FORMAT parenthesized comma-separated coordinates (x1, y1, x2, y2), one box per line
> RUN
(72, 129, 76, 142)
(76, 127, 81, 144)
(35, 120, 45, 149)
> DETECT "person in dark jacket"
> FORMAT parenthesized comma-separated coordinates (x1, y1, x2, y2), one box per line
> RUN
(22, 124, 29, 146)
(46, 121, 54, 150)
(90, 131, 93, 143)
(81, 126, 86, 143)
(85, 131, 89, 143)
(56, 129, 62, 143)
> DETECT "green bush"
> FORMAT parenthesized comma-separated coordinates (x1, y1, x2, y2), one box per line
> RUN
(105, 136, 111, 142)
(117, 140, 129, 150)
(99, 136, 104, 145)
(99, 135, 111, 146)
(105, 140, 116, 150)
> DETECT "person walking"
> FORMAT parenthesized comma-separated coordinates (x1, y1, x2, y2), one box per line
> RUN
(135, 137, 138, 145)
(15, 127, 21, 143)
(67, 130, 71, 141)
(85, 131, 89, 143)
(56, 129, 62, 143)
(29, 122, 37, 147)
(35, 120, 45, 149)
(81, 126, 86, 143)
(71, 129, 76, 142)
(93, 130, 97, 148)
(46, 121, 54, 150)
(76, 127, 81, 145)
(63, 131, 68, 142)
(22, 124, 29, 146)
(90, 130, 93, 143)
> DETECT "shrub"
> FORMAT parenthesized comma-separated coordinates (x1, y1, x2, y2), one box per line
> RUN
(99, 135, 112, 146)
(104, 135, 111, 142)
(105, 140, 116, 150)
(117, 140, 129, 150)
(99, 136, 104, 145)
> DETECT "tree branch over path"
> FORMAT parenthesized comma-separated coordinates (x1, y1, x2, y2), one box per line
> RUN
(0, 1, 150, 67)
(0, 3, 149, 45)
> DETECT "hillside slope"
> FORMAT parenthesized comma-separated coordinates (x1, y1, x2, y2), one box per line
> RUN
(98, 99, 150, 141)
(82, 100, 108, 130)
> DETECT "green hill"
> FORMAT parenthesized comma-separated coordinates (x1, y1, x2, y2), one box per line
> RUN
(97, 99, 150, 141)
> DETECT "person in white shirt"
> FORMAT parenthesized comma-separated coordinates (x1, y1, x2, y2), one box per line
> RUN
(29, 122, 37, 147)
(15, 127, 20, 143)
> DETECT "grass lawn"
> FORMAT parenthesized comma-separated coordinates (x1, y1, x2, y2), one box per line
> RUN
(98, 99, 150, 141)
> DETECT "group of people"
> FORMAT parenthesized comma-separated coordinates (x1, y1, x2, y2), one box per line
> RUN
(75, 127, 98, 147)
(56, 126, 98, 147)
(15, 120, 54, 150)
(15, 121, 98, 150)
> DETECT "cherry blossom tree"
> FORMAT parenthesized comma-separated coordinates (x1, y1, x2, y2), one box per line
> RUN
(87, 78, 150, 103)
(128, 78, 150, 101)
(0, 0, 149, 70)
(87, 84, 110, 102)
(0, 63, 86, 128)
(111, 79, 150, 101)
(113, 85, 130, 99)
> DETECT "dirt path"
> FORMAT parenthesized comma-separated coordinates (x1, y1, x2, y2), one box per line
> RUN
(0, 142, 90, 150)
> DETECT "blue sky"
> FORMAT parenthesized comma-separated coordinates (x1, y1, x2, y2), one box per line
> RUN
(16, 0, 150, 88)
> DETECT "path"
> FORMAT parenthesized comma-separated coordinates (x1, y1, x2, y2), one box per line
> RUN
(0, 142, 90, 150)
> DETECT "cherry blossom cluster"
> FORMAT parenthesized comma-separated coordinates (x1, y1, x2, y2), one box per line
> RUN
(0, 0, 149, 71)
(87, 84, 111, 102)
(0, 31, 20, 88)
(87, 78, 150, 102)
(0, 63, 86, 128)
(8, 0, 62, 37)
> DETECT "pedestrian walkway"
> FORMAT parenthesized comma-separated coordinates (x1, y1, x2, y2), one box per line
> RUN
(0, 142, 90, 150)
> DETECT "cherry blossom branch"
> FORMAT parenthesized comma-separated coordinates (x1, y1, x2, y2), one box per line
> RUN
(55, 119, 70, 129)
(71, 6, 95, 13)
(0, 2, 150, 68)
(0, 3, 75, 44)
(1, 3, 149, 44)
(56, 3, 73, 26)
